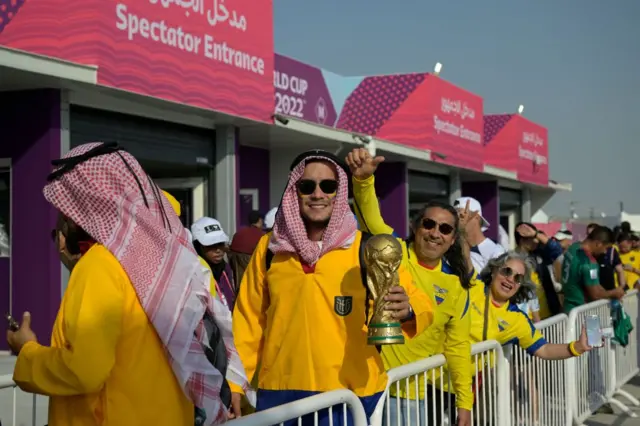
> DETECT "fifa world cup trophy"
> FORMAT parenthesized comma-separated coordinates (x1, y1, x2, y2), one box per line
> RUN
(364, 234, 405, 345)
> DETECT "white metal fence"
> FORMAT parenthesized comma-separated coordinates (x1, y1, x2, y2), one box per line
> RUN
(0, 374, 39, 426)
(506, 313, 570, 426)
(369, 340, 510, 426)
(613, 290, 640, 412)
(2, 293, 639, 426)
(228, 389, 369, 426)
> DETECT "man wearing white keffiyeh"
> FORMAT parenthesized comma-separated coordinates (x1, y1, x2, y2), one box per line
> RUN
(231, 150, 434, 426)
(7, 142, 254, 426)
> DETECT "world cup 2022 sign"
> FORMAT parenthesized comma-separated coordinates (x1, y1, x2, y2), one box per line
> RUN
(0, 0, 275, 122)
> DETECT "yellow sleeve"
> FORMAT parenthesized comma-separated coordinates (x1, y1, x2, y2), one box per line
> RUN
(352, 175, 395, 235)
(13, 252, 123, 395)
(230, 234, 270, 394)
(399, 265, 434, 338)
(513, 311, 547, 356)
(443, 290, 473, 410)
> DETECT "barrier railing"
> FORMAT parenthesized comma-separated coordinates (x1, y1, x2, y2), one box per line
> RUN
(506, 314, 570, 426)
(613, 290, 640, 413)
(0, 374, 38, 426)
(227, 389, 369, 426)
(369, 340, 511, 426)
(3, 296, 640, 426)
(566, 297, 636, 424)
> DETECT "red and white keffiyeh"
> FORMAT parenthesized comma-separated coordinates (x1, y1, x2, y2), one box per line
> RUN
(269, 155, 357, 265)
(43, 143, 255, 425)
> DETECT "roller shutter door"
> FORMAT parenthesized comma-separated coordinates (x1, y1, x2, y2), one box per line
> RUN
(69, 106, 214, 167)
(408, 171, 450, 218)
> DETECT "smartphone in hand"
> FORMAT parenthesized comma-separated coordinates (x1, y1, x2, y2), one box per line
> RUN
(5, 313, 19, 332)
(585, 314, 604, 348)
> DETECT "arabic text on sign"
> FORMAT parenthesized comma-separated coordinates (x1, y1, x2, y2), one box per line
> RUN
(440, 98, 476, 120)
(206, 0, 247, 31)
(148, 0, 248, 32)
(522, 132, 544, 147)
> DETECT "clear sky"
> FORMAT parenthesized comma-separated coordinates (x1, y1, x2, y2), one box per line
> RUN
(273, 0, 640, 218)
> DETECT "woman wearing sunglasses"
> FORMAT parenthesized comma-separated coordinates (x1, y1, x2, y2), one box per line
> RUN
(346, 148, 474, 426)
(461, 251, 593, 425)
(472, 251, 592, 358)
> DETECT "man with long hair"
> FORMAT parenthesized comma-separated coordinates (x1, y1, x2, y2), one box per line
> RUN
(231, 150, 433, 425)
(346, 147, 475, 426)
(6, 142, 253, 425)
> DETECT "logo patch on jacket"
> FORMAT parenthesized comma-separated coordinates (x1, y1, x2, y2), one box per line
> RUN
(498, 319, 509, 332)
(434, 285, 448, 305)
(631, 257, 635, 262)
(334, 296, 353, 316)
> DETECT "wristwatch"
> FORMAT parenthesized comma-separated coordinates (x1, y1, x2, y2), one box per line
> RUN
(402, 305, 415, 323)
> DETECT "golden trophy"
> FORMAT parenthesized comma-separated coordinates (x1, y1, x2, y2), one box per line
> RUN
(364, 234, 405, 345)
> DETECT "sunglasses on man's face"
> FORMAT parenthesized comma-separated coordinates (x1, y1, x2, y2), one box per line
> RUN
(421, 218, 455, 236)
(498, 266, 525, 285)
(296, 179, 338, 196)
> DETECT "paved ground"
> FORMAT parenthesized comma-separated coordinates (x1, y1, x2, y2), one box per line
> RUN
(585, 375, 640, 426)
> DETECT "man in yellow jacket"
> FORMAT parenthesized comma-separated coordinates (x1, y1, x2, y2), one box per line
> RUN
(231, 150, 433, 425)
(346, 147, 474, 426)
(6, 142, 251, 426)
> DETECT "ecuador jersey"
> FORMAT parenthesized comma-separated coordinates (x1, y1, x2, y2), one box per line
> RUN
(352, 175, 473, 410)
(619, 250, 640, 289)
(468, 282, 547, 355)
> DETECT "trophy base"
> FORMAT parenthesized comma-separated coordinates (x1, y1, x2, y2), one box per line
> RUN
(367, 322, 405, 345)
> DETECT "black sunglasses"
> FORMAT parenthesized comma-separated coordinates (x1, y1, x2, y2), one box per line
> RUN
(499, 266, 525, 285)
(422, 218, 455, 236)
(296, 179, 338, 196)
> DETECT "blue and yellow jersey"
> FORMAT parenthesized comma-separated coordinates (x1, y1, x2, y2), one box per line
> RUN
(14, 244, 193, 426)
(619, 250, 640, 289)
(352, 175, 473, 410)
(530, 270, 550, 319)
(468, 282, 547, 355)
(231, 231, 434, 402)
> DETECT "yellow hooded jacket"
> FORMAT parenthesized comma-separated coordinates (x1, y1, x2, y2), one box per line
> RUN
(231, 231, 434, 409)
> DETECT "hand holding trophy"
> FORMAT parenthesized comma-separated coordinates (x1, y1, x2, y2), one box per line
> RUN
(364, 234, 405, 345)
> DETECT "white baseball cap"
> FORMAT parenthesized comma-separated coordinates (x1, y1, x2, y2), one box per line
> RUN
(191, 217, 229, 246)
(453, 196, 490, 231)
(264, 207, 278, 229)
(553, 230, 573, 241)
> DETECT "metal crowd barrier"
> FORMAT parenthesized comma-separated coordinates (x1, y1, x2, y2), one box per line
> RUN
(369, 340, 511, 426)
(506, 313, 570, 426)
(227, 389, 369, 426)
(566, 294, 640, 424)
(612, 291, 640, 413)
(0, 374, 38, 426)
(2, 294, 640, 426)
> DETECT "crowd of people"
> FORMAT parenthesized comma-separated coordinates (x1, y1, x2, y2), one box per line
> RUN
(3, 142, 634, 426)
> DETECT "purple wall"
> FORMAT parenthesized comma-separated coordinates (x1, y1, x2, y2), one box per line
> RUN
(237, 145, 270, 226)
(375, 162, 408, 238)
(0, 258, 8, 347)
(461, 181, 499, 243)
(0, 89, 62, 348)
